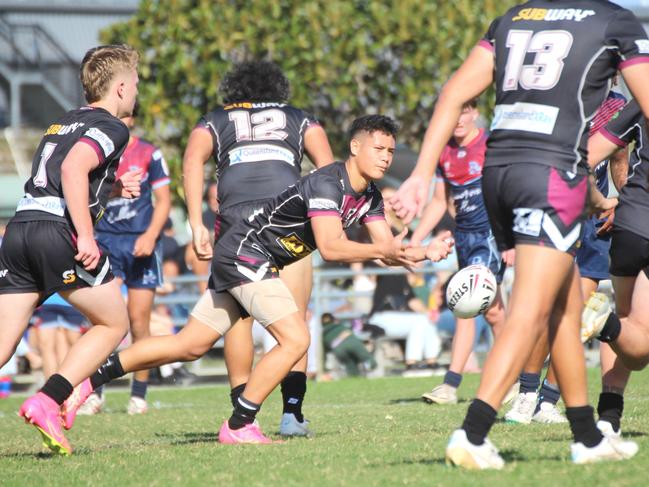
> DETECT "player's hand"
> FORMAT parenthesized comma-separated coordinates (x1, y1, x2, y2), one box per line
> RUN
(381, 228, 418, 270)
(501, 248, 516, 267)
(425, 230, 454, 262)
(133, 232, 156, 257)
(74, 234, 101, 271)
(389, 174, 430, 224)
(117, 169, 143, 199)
(596, 207, 616, 236)
(192, 224, 213, 261)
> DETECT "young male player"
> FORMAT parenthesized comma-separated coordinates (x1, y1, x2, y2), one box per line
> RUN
(0, 44, 140, 455)
(390, 1, 649, 469)
(78, 105, 171, 416)
(182, 60, 334, 436)
(410, 99, 510, 406)
(62, 115, 454, 445)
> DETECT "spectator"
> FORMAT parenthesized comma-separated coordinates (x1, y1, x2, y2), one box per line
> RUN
(322, 313, 376, 377)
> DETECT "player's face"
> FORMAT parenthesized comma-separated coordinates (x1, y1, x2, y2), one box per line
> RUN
(353, 130, 395, 180)
(453, 107, 478, 139)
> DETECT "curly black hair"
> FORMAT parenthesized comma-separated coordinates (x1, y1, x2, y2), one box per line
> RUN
(219, 61, 290, 104)
(348, 115, 399, 140)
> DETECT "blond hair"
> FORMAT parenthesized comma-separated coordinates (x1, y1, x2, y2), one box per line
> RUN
(80, 45, 139, 103)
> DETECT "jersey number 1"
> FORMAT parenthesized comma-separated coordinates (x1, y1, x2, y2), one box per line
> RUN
(33, 142, 57, 188)
(229, 109, 288, 142)
(503, 29, 573, 91)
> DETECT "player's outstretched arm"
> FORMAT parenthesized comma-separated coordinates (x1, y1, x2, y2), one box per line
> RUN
(61, 142, 102, 270)
(304, 125, 335, 168)
(311, 216, 414, 267)
(183, 127, 214, 260)
(391, 45, 494, 223)
(587, 130, 624, 170)
(410, 179, 447, 246)
(133, 181, 171, 257)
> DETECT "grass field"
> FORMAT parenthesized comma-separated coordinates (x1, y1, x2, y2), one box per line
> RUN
(1, 369, 648, 487)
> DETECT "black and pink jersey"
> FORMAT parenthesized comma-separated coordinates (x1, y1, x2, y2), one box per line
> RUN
(196, 102, 320, 210)
(437, 128, 490, 232)
(598, 99, 649, 240)
(480, 0, 649, 174)
(12, 106, 129, 226)
(96, 136, 170, 235)
(211, 162, 385, 291)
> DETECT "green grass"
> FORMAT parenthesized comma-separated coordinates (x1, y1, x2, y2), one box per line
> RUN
(1, 370, 648, 487)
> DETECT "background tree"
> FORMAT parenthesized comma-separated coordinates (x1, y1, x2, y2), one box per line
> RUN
(103, 0, 519, 199)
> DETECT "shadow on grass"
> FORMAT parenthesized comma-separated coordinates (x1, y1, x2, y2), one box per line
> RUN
(155, 431, 217, 445)
(375, 448, 563, 468)
(388, 398, 470, 405)
(0, 451, 61, 460)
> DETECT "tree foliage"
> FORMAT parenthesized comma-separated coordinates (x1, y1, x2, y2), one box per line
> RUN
(102, 0, 519, 197)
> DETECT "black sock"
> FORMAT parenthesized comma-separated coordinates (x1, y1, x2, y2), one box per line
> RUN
(461, 399, 497, 446)
(40, 374, 73, 405)
(597, 392, 624, 432)
(443, 370, 462, 388)
(90, 353, 125, 389)
(281, 371, 307, 422)
(230, 383, 246, 408)
(519, 372, 541, 394)
(566, 406, 603, 447)
(228, 395, 261, 430)
(131, 379, 148, 400)
(598, 312, 622, 343)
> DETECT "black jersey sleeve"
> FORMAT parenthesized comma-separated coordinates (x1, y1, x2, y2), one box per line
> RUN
(79, 117, 129, 165)
(605, 8, 649, 69)
(302, 110, 322, 130)
(600, 100, 642, 147)
(479, 16, 501, 52)
(304, 175, 343, 218)
(360, 185, 386, 224)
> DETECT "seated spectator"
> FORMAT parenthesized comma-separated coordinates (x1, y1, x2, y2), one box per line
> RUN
(322, 313, 376, 377)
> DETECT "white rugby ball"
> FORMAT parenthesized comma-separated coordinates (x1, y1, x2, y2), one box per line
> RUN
(446, 265, 497, 319)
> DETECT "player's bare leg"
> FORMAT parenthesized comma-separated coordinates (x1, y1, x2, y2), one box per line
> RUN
(127, 287, 155, 413)
(56, 280, 130, 386)
(0, 293, 41, 368)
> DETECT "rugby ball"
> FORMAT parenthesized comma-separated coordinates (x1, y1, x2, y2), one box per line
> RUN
(446, 265, 497, 319)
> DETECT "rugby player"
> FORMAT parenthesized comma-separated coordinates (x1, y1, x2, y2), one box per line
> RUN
(390, 1, 649, 469)
(61, 115, 454, 445)
(183, 61, 334, 436)
(0, 44, 141, 455)
(411, 99, 511, 406)
(583, 97, 649, 439)
(505, 89, 627, 425)
(77, 104, 171, 416)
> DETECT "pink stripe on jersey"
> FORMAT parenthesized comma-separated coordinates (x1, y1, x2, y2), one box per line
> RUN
(307, 210, 340, 218)
(151, 177, 171, 189)
(361, 215, 385, 223)
(599, 128, 627, 148)
(547, 168, 588, 227)
(78, 137, 105, 162)
(477, 39, 494, 52)
(619, 56, 649, 69)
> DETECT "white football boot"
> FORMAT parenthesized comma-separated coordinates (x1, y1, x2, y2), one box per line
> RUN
(279, 413, 314, 437)
(532, 402, 568, 424)
(421, 384, 458, 405)
(127, 396, 148, 415)
(445, 429, 505, 470)
(76, 392, 104, 416)
(504, 392, 537, 424)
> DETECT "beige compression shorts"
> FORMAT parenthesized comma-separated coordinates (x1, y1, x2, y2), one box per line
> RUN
(190, 278, 299, 334)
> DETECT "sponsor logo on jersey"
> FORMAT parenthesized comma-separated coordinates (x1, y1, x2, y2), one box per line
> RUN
(634, 39, 649, 54)
(45, 122, 85, 136)
(0, 269, 8, 278)
(491, 102, 559, 135)
(224, 102, 287, 110)
(85, 127, 115, 156)
(16, 194, 66, 216)
(277, 233, 314, 258)
(513, 208, 543, 237)
(308, 198, 339, 211)
(229, 144, 295, 166)
(62, 269, 77, 284)
(512, 8, 595, 22)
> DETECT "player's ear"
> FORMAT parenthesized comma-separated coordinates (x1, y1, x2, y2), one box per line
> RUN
(350, 138, 360, 156)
